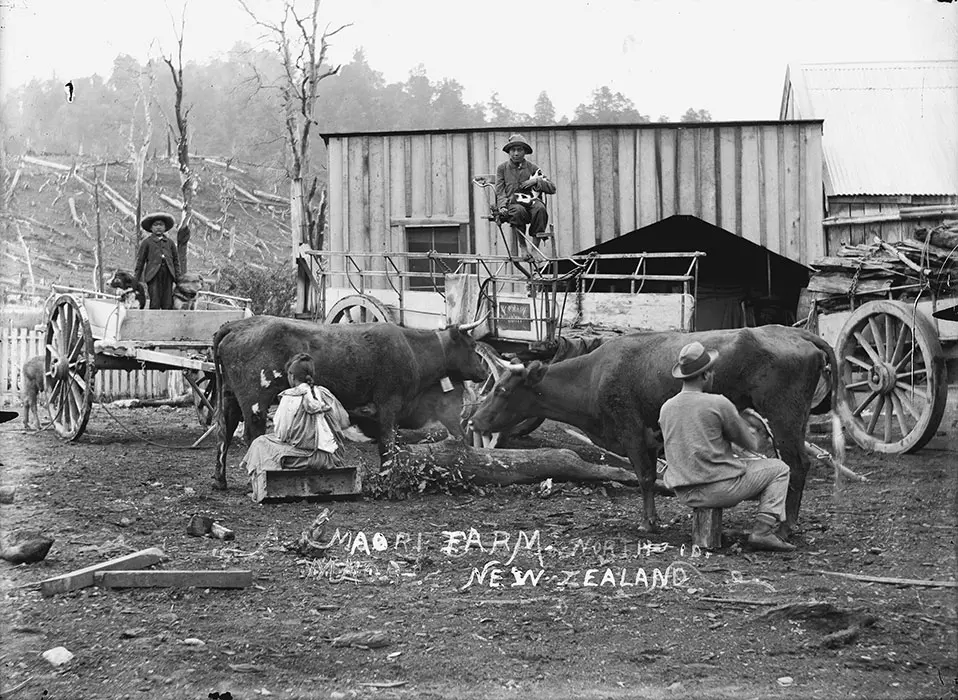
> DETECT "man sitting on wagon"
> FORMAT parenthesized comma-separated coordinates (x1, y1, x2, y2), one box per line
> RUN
(495, 133, 556, 258)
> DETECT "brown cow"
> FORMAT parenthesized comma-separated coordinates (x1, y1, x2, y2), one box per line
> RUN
(469, 326, 839, 534)
(213, 316, 488, 489)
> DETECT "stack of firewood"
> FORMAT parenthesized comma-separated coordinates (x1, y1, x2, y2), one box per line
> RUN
(806, 222, 958, 312)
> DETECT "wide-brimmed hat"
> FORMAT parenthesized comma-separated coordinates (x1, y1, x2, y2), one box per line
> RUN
(140, 212, 175, 233)
(671, 341, 719, 379)
(502, 134, 532, 155)
(0, 409, 19, 424)
(285, 352, 315, 384)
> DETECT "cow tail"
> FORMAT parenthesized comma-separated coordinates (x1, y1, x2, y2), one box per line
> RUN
(804, 330, 846, 488)
(212, 323, 233, 423)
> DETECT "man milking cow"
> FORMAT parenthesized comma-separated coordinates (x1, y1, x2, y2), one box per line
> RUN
(659, 341, 796, 552)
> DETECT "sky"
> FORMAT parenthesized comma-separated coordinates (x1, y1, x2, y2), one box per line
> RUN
(1, 0, 955, 121)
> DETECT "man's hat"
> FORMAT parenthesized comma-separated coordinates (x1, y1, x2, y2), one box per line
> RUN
(671, 341, 719, 379)
(140, 212, 175, 233)
(0, 410, 19, 424)
(285, 352, 315, 384)
(502, 134, 533, 155)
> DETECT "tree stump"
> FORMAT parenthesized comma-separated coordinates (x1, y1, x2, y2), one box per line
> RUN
(692, 508, 723, 549)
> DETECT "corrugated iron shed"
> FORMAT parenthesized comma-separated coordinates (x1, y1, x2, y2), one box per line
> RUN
(781, 61, 958, 197)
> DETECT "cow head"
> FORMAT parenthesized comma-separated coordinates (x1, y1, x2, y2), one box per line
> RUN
(441, 318, 489, 383)
(468, 360, 548, 433)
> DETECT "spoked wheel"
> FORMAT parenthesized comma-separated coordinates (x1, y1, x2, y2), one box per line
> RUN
(44, 295, 96, 440)
(325, 294, 393, 324)
(184, 370, 216, 427)
(461, 342, 543, 447)
(835, 300, 947, 453)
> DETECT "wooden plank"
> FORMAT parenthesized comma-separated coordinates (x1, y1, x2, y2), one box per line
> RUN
(410, 134, 427, 218)
(698, 128, 717, 224)
(594, 129, 616, 245)
(804, 125, 826, 263)
(94, 569, 252, 589)
(657, 129, 677, 218)
(116, 310, 244, 342)
(252, 467, 361, 503)
(470, 133, 494, 257)
(718, 126, 739, 234)
(451, 133, 470, 221)
(637, 129, 658, 227)
(617, 129, 636, 234)
(554, 131, 576, 256)
(739, 125, 761, 245)
(574, 293, 695, 332)
(575, 130, 596, 251)
(38, 548, 166, 596)
(327, 138, 345, 280)
(762, 126, 780, 251)
(348, 137, 366, 264)
(431, 133, 448, 216)
(677, 127, 697, 215)
(368, 137, 387, 288)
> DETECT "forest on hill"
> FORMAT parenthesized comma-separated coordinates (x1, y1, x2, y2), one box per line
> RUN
(1, 39, 711, 309)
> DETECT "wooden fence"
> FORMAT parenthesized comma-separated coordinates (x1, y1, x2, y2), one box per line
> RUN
(0, 327, 185, 404)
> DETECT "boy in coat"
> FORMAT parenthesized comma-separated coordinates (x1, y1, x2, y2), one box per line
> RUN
(134, 212, 180, 309)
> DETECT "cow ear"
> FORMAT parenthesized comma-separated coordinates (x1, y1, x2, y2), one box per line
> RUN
(525, 360, 547, 386)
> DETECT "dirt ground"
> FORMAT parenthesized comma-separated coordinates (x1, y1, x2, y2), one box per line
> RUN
(1, 399, 956, 700)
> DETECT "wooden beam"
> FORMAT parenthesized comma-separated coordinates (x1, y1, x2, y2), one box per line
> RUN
(814, 570, 958, 588)
(37, 548, 166, 596)
(93, 569, 252, 589)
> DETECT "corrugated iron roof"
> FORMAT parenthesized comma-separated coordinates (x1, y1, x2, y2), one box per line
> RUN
(782, 61, 958, 197)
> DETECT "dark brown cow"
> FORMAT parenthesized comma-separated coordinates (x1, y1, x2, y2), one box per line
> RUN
(469, 325, 839, 533)
(213, 316, 487, 489)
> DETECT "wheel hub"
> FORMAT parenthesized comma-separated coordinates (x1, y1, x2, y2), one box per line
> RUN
(867, 362, 896, 394)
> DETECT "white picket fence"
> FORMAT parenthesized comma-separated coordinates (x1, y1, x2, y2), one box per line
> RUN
(0, 326, 186, 404)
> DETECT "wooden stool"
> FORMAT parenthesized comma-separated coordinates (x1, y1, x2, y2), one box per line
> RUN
(691, 508, 723, 549)
(251, 464, 360, 503)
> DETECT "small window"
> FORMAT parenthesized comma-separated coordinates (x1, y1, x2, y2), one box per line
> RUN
(406, 225, 464, 291)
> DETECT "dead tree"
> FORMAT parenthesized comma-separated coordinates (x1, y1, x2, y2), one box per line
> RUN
(239, 0, 349, 314)
(129, 68, 154, 243)
(162, 6, 194, 273)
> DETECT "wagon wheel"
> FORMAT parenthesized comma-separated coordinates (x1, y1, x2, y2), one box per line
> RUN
(184, 370, 216, 427)
(835, 300, 947, 453)
(44, 295, 96, 441)
(461, 342, 543, 446)
(325, 294, 393, 324)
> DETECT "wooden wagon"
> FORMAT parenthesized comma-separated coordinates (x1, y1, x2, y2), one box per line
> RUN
(42, 285, 251, 441)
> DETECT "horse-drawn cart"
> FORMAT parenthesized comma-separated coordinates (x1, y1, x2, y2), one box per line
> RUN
(42, 285, 251, 441)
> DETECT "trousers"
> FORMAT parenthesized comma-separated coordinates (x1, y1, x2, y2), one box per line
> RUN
(506, 199, 549, 236)
(673, 458, 789, 522)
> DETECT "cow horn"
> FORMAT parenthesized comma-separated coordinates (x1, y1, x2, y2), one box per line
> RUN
(458, 313, 489, 333)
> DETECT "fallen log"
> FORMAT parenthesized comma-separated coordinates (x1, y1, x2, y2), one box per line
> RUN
(914, 225, 958, 252)
(814, 570, 958, 588)
(403, 439, 639, 486)
(252, 189, 288, 204)
(22, 155, 70, 171)
(159, 194, 224, 233)
(67, 197, 83, 227)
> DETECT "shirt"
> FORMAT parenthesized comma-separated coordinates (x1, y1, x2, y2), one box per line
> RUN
(658, 391, 750, 490)
(495, 159, 556, 209)
(273, 383, 350, 453)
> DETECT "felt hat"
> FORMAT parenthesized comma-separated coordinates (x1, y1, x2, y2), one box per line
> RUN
(140, 212, 175, 233)
(502, 134, 533, 155)
(671, 341, 719, 379)
(285, 352, 315, 384)
(0, 409, 19, 424)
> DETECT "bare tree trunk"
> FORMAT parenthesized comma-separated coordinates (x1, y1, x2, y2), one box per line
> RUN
(164, 12, 192, 274)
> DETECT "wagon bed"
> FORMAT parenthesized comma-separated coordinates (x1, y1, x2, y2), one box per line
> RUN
(43, 286, 251, 440)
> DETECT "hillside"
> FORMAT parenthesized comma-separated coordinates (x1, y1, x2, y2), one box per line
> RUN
(1, 154, 296, 304)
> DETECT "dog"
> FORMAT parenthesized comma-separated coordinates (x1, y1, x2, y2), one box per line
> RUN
(20, 355, 45, 430)
(108, 270, 148, 309)
(172, 272, 204, 310)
